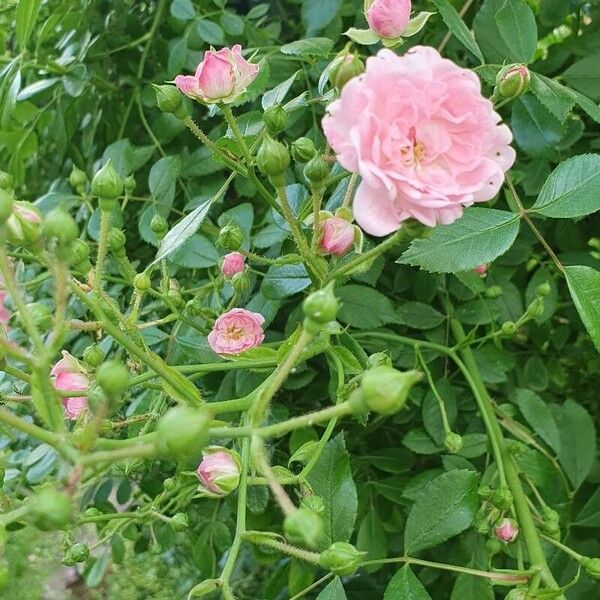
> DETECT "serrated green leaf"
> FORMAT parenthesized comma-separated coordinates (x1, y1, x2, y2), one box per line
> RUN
(562, 53, 600, 101)
(261, 263, 311, 299)
(336, 284, 398, 329)
(512, 94, 564, 157)
(530, 73, 574, 123)
(384, 565, 433, 600)
(495, 0, 537, 63)
(281, 38, 334, 57)
(532, 154, 600, 218)
(514, 389, 560, 453)
(404, 470, 479, 553)
(399, 208, 520, 273)
(564, 265, 600, 353)
(316, 577, 347, 600)
(431, 0, 484, 63)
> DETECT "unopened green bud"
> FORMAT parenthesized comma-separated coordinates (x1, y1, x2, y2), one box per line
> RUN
(25, 303, 52, 332)
(68, 542, 89, 563)
(263, 105, 288, 136)
(303, 155, 330, 187)
(303, 283, 339, 326)
(153, 84, 187, 120)
(150, 214, 168, 236)
(581, 557, 600, 580)
(495, 64, 530, 100)
(92, 160, 123, 204)
(444, 432, 463, 454)
(108, 228, 126, 253)
(318, 542, 365, 576)
(83, 344, 104, 367)
(0, 189, 13, 223)
(69, 166, 87, 191)
(526, 297, 544, 318)
(170, 512, 189, 532)
(300, 495, 325, 515)
(501, 321, 516, 336)
(155, 406, 210, 461)
(486, 537, 503, 556)
(484, 285, 503, 298)
(29, 488, 71, 531)
(366, 352, 392, 369)
(361, 367, 422, 415)
(96, 359, 129, 401)
(329, 52, 364, 90)
(217, 221, 244, 251)
(163, 477, 177, 491)
(256, 136, 290, 183)
(0, 171, 13, 190)
(284, 508, 323, 549)
(490, 487, 513, 510)
(71, 239, 90, 264)
(536, 282, 551, 297)
(6, 202, 43, 246)
(133, 273, 151, 292)
(124, 175, 136, 194)
(291, 137, 317, 163)
(478, 485, 493, 499)
(504, 589, 527, 600)
(43, 207, 79, 244)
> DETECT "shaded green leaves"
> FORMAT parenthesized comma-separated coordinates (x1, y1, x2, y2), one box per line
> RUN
(306, 434, 357, 548)
(281, 38, 334, 58)
(512, 95, 564, 157)
(302, 0, 342, 35)
(562, 53, 600, 101)
(336, 285, 397, 329)
(384, 565, 433, 600)
(495, 0, 537, 63)
(430, 0, 484, 63)
(261, 264, 311, 299)
(575, 487, 600, 528)
(514, 389, 560, 453)
(400, 209, 520, 273)
(15, 0, 42, 50)
(530, 74, 574, 123)
(554, 399, 596, 490)
(564, 265, 600, 353)
(532, 155, 600, 218)
(404, 470, 479, 553)
(316, 577, 347, 600)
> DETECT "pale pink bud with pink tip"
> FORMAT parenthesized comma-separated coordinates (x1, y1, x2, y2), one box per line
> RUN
(474, 264, 489, 277)
(366, 0, 412, 39)
(175, 45, 259, 105)
(221, 252, 245, 278)
(495, 518, 519, 543)
(51, 351, 89, 420)
(320, 217, 355, 256)
(208, 308, 265, 355)
(0, 291, 9, 327)
(196, 448, 241, 496)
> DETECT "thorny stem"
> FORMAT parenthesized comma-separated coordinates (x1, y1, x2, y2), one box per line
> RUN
(94, 209, 112, 292)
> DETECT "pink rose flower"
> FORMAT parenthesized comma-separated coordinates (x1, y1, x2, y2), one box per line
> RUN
(0, 291, 9, 327)
(495, 518, 519, 543)
(474, 264, 488, 277)
(322, 47, 516, 236)
(320, 217, 355, 256)
(221, 252, 245, 278)
(366, 0, 411, 39)
(51, 351, 89, 420)
(175, 45, 259, 105)
(197, 448, 241, 496)
(208, 308, 265, 355)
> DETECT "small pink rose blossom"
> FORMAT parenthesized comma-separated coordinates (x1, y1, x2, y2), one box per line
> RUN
(175, 45, 259, 105)
(221, 252, 245, 278)
(208, 308, 265, 355)
(197, 449, 240, 496)
(474, 264, 488, 277)
(320, 217, 355, 256)
(495, 518, 519, 543)
(322, 47, 516, 236)
(366, 0, 412, 39)
(51, 351, 89, 420)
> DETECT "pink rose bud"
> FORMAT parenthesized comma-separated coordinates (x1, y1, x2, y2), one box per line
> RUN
(474, 264, 488, 277)
(366, 0, 412, 39)
(495, 518, 519, 543)
(495, 64, 530, 100)
(6, 202, 43, 246)
(0, 282, 10, 327)
(196, 448, 241, 496)
(320, 217, 355, 257)
(51, 351, 90, 420)
(208, 308, 265, 355)
(322, 47, 516, 236)
(221, 252, 245, 278)
(175, 44, 259, 105)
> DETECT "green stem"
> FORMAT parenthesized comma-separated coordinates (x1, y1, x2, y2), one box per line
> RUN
(327, 229, 404, 281)
(0, 504, 29, 527)
(242, 534, 321, 565)
(94, 209, 111, 292)
(221, 106, 253, 164)
(449, 317, 562, 595)
(80, 443, 157, 465)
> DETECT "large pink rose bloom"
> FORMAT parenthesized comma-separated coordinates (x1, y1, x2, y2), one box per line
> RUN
(366, 0, 411, 39)
(323, 47, 516, 235)
(51, 351, 89, 420)
(175, 45, 259, 104)
(208, 308, 265, 355)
